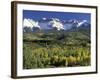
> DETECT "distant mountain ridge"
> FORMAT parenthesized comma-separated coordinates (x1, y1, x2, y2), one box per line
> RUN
(23, 18, 90, 32)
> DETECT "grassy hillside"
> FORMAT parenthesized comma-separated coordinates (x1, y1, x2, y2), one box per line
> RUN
(23, 30, 91, 69)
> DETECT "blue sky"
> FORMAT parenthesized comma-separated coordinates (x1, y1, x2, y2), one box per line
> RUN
(23, 10, 91, 22)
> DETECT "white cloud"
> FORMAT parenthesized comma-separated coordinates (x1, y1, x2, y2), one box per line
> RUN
(42, 17, 47, 20)
(23, 18, 41, 29)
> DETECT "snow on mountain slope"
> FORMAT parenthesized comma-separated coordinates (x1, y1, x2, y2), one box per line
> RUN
(23, 18, 41, 29)
(77, 20, 88, 27)
(23, 18, 90, 32)
(49, 18, 64, 31)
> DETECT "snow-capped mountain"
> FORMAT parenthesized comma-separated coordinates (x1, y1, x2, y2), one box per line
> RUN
(77, 20, 88, 27)
(23, 18, 90, 32)
(48, 18, 64, 31)
(23, 18, 41, 32)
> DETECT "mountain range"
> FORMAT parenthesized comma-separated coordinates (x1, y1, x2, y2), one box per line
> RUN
(23, 18, 90, 33)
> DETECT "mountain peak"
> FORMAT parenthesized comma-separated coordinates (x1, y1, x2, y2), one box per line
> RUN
(49, 18, 64, 31)
(77, 20, 88, 27)
(23, 18, 90, 32)
(23, 18, 41, 29)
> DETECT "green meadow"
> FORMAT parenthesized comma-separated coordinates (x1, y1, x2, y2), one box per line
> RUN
(23, 30, 91, 69)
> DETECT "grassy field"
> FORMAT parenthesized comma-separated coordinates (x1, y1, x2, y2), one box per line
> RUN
(23, 30, 91, 69)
